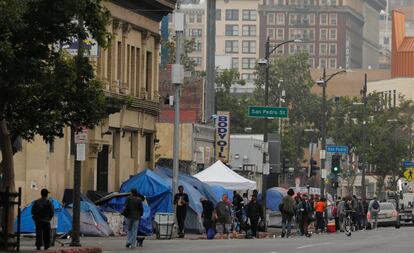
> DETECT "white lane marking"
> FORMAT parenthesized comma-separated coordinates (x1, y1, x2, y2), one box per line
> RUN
(297, 242, 330, 249)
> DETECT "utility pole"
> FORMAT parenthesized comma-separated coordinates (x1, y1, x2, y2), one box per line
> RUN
(361, 73, 368, 199)
(320, 68, 327, 198)
(262, 38, 270, 227)
(70, 17, 85, 247)
(205, 0, 216, 121)
(172, 3, 184, 216)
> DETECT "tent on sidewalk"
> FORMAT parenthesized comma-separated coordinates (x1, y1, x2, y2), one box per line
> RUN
(66, 201, 113, 237)
(15, 198, 72, 234)
(120, 169, 204, 233)
(155, 166, 220, 204)
(265, 187, 286, 211)
(193, 160, 257, 190)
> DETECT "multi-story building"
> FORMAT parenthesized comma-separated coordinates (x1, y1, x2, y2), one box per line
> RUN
(12, 0, 176, 205)
(167, 0, 260, 89)
(259, 0, 386, 69)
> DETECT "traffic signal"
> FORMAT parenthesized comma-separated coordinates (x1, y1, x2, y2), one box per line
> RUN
(331, 155, 341, 174)
(310, 159, 319, 176)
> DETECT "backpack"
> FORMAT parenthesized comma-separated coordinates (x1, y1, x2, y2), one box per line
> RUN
(278, 203, 284, 212)
(372, 200, 380, 210)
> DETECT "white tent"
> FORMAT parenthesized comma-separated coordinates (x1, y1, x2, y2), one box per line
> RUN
(193, 160, 257, 190)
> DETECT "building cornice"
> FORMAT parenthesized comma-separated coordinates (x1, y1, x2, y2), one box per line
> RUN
(104, 91, 160, 116)
(111, 0, 176, 22)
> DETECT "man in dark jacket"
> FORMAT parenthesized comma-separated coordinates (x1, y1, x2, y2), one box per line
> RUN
(31, 188, 54, 250)
(297, 194, 312, 237)
(233, 191, 244, 223)
(246, 194, 263, 238)
(200, 197, 214, 233)
(123, 188, 144, 248)
(281, 188, 295, 238)
(174, 185, 189, 238)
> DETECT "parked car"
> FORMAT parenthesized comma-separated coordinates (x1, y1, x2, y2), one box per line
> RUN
(367, 202, 400, 229)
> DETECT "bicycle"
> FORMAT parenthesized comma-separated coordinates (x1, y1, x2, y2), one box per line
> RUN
(343, 210, 356, 237)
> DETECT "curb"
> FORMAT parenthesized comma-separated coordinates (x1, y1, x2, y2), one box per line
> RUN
(23, 248, 102, 253)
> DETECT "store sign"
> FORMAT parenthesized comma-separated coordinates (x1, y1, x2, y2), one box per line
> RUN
(215, 111, 230, 163)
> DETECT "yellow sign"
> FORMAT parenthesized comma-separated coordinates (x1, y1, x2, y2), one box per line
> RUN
(403, 168, 414, 181)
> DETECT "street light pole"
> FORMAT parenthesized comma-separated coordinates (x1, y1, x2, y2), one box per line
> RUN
(361, 73, 368, 199)
(320, 68, 327, 198)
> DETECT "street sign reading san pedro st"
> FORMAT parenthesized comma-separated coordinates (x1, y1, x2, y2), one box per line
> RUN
(248, 106, 288, 118)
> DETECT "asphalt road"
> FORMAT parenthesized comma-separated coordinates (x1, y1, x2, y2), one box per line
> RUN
(20, 226, 414, 253)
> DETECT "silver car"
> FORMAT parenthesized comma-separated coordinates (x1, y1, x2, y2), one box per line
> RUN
(367, 202, 399, 228)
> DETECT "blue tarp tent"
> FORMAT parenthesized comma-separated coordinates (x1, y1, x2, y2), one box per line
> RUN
(209, 184, 234, 201)
(120, 169, 204, 233)
(15, 198, 72, 234)
(155, 166, 220, 204)
(66, 201, 113, 237)
(120, 169, 172, 218)
(266, 187, 285, 211)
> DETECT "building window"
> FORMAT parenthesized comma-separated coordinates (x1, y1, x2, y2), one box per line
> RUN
(276, 28, 285, 40)
(241, 73, 255, 80)
(145, 133, 152, 162)
(320, 0, 328, 5)
(309, 14, 315, 25)
(277, 13, 285, 25)
(226, 9, 239, 21)
(329, 29, 337, 40)
(303, 29, 315, 41)
(329, 0, 338, 5)
(194, 41, 202, 52)
(276, 46, 284, 55)
(320, 43, 327, 55)
(329, 44, 337, 55)
(329, 58, 337, 68)
(320, 13, 328, 25)
(267, 13, 275, 24)
(197, 14, 202, 23)
(308, 58, 315, 68)
(189, 14, 195, 23)
(309, 43, 315, 54)
(242, 41, 256, 54)
(190, 57, 202, 66)
(289, 14, 296, 25)
(267, 28, 275, 39)
(146, 51, 152, 94)
(225, 40, 239, 53)
(319, 58, 327, 68)
(242, 25, 256, 36)
(242, 58, 256, 69)
(130, 132, 137, 158)
(225, 25, 239, 36)
(216, 9, 221, 20)
(320, 28, 328, 40)
(330, 14, 337, 25)
(242, 10, 257, 21)
(190, 28, 202, 37)
(232, 57, 239, 69)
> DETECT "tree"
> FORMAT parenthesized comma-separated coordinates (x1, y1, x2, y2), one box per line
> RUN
(162, 37, 197, 72)
(0, 0, 117, 235)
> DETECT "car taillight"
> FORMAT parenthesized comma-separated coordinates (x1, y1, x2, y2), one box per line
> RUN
(392, 210, 398, 217)
(367, 212, 371, 220)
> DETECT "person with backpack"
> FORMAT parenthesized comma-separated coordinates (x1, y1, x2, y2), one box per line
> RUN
(280, 189, 295, 238)
(297, 194, 312, 237)
(200, 196, 215, 239)
(369, 196, 381, 229)
(31, 188, 54, 250)
(123, 188, 144, 248)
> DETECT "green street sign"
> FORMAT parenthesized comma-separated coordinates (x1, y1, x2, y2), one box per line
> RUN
(248, 106, 289, 118)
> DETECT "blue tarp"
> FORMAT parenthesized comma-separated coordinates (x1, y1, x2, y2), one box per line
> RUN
(266, 187, 285, 211)
(120, 169, 172, 218)
(15, 198, 72, 234)
(209, 184, 234, 201)
(155, 166, 220, 204)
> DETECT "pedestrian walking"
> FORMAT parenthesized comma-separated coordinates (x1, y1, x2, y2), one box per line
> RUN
(297, 194, 312, 237)
(337, 197, 346, 232)
(246, 194, 263, 238)
(174, 185, 189, 238)
(31, 188, 54, 250)
(233, 191, 244, 223)
(215, 194, 233, 239)
(362, 198, 369, 229)
(314, 197, 326, 233)
(368, 196, 381, 229)
(280, 189, 295, 238)
(122, 188, 144, 248)
(351, 195, 359, 230)
(200, 197, 215, 234)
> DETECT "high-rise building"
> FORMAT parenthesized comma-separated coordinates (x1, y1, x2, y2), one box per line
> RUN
(259, 0, 386, 69)
(167, 0, 260, 92)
